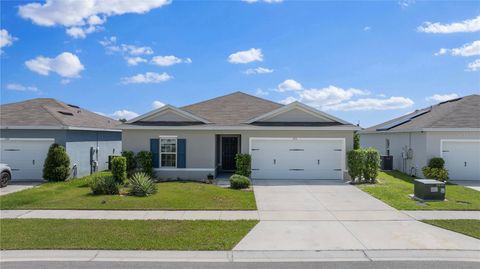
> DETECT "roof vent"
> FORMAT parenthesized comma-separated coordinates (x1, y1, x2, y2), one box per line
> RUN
(58, 111, 74, 116)
(67, 104, 80, 109)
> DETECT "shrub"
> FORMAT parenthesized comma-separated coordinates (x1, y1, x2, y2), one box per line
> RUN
(111, 156, 127, 183)
(422, 167, 449, 182)
(428, 157, 445, 169)
(229, 174, 250, 189)
(89, 173, 120, 195)
(128, 172, 157, 197)
(235, 154, 251, 177)
(136, 151, 153, 176)
(353, 132, 360, 150)
(363, 148, 381, 183)
(43, 143, 70, 181)
(121, 151, 136, 174)
(347, 149, 364, 182)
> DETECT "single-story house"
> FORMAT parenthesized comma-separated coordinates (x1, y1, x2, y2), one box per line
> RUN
(0, 98, 122, 181)
(360, 94, 480, 181)
(120, 92, 360, 180)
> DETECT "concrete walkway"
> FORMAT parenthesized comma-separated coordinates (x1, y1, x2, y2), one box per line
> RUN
(0, 210, 259, 220)
(1, 249, 479, 262)
(0, 182, 42, 196)
(234, 180, 480, 251)
(402, 210, 480, 220)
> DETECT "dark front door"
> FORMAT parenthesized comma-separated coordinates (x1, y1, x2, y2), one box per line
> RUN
(222, 137, 238, 171)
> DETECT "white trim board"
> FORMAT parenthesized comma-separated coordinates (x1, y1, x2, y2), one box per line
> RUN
(0, 138, 55, 141)
(119, 125, 360, 131)
(1, 126, 121, 132)
(126, 105, 211, 124)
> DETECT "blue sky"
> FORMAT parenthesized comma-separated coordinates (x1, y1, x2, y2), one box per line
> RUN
(1, 0, 479, 127)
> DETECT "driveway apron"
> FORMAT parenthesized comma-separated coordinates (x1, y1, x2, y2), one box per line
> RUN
(234, 180, 480, 251)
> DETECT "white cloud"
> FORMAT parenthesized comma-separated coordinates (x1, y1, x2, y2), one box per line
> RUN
(435, 40, 480, 57)
(363, 26, 371, 31)
(6, 83, 38, 92)
(121, 72, 172, 84)
(25, 52, 84, 78)
(244, 67, 273, 75)
(60, 79, 71, 84)
(255, 89, 269, 96)
(242, 0, 283, 3)
(325, 97, 414, 111)
(125, 57, 147, 66)
(100, 36, 153, 56)
(152, 100, 165, 109)
(425, 93, 459, 102)
(151, 55, 192, 66)
(295, 86, 370, 107)
(418, 16, 480, 34)
(110, 110, 139, 120)
(0, 29, 17, 52)
(398, 0, 415, 8)
(466, 59, 480, 71)
(19, 0, 171, 38)
(279, 96, 298, 105)
(228, 48, 263, 64)
(277, 79, 303, 92)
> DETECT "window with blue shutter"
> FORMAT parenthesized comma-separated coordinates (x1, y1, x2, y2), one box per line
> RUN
(177, 139, 186, 168)
(150, 138, 159, 168)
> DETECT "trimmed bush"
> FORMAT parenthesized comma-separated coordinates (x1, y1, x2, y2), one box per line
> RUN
(428, 157, 445, 169)
(136, 151, 153, 176)
(235, 154, 251, 177)
(128, 172, 157, 197)
(347, 149, 364, 182)
(229, 174, 250, 189)
(89, 173, 120, 195)
(363, 148, 381, 183)
(121, 151, 136, 174)
(111, 156, 127, 183)
(353, 132, 360, 150)
(43, 143, 70, 182)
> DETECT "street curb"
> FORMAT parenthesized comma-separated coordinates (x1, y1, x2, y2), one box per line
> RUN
(1, 249, 479, 263)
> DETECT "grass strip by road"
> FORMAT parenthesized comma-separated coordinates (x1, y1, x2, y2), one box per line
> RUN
(0, 219, 258, 250)
(358, 171, 480, 210)
(422, 219, 480, 239)
(0, 172, 256, 210)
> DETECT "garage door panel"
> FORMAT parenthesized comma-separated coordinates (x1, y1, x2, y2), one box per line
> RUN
(442, 140, 480, 181)
(251, 138, 344, 180)
(0, 140, 53, 180)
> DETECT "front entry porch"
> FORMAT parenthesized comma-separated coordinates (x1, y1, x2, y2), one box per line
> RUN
(215, 135, 241, 174)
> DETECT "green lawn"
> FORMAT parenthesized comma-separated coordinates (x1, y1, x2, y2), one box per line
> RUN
(423, 219, 480, 239)
(0, 172, 256, 210)
(357, 171, 480, 210)
(0, 219, 258, 250)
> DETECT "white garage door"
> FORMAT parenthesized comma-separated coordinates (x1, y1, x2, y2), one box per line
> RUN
(441, 140, 480, 181)
(250, 138, 345, 180)
(0, 139, 54, 181)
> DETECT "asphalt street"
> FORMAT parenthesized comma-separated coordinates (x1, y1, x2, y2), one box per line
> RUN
(2, 261, 478, 269)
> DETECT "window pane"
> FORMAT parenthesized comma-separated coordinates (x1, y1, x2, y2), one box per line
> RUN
(161, 138, 176, 153)
(161, 153, 176, 167)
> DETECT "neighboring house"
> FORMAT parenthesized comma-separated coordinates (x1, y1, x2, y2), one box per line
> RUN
(360, 94, 480, 181)
(120, 92, 359, 180)
(0, 98, 122, 181)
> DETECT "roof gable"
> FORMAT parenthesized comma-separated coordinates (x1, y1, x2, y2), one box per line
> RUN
(246, 101, 350, 125)
(127, 105, 211, 124)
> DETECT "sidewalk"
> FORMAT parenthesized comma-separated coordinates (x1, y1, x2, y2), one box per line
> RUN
(0, 210, 259, 220)
(1, 250, 479, 262)
(401, 211, 480, 220)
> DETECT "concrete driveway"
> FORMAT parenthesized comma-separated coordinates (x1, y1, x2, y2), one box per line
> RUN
(0, 181, 42, 196)
(234, 180, 480, 251)
(450, 180, 480, 192)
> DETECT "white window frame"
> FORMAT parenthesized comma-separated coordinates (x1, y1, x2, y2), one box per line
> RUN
(159, 136, 177, 168)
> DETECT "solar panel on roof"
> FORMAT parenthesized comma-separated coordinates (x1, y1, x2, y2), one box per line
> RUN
(376, 109, 430, 131)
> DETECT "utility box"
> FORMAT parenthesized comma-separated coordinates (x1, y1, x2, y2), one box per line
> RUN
(414, 179, 445, 201)
(380, 155, 393, 170)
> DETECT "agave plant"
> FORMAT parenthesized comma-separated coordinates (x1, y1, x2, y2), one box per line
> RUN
(128, 172, 157, 197)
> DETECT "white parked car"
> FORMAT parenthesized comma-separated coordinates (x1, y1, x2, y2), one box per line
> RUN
(0, 163, 12, 187)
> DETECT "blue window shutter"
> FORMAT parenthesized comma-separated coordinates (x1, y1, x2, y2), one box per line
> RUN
(150, 138, 159, 168)
(177, 139, 186, 168)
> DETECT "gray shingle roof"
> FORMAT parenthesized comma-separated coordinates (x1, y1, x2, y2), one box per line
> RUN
(181, 92, 284, 125)
(1, 98, 119, 130)
(364, 94, 480, 132)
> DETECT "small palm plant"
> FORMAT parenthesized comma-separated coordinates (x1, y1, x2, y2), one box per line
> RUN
(128, 172, 157, 197)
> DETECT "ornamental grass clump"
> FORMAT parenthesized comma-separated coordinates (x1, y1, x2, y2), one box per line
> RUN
(89, 174, 120, 195)
(129, 172, 157, 197)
